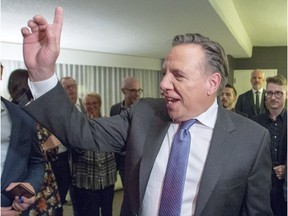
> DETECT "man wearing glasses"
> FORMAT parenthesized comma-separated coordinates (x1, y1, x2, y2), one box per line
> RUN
(110, 76, 143, 187)
(253, 75, 287, 216)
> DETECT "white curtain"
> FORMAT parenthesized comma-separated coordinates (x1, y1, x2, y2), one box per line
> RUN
(1, 60, 162, 116)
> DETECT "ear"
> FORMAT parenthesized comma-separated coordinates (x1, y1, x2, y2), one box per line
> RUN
(207, 73, 221, 96)
(121, 88, 125, 94)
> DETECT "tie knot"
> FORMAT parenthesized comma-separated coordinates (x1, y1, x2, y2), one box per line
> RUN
(180, 119, 197, 130)
(256, 91, 260, 94)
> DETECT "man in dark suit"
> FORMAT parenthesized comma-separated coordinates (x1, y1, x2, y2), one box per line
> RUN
(110, 76, 142, 186)
(252, 75, 287, 216)
(21, 7, 273, 215)
(1, 97, 45, 215)
(235, 69, 267, 118)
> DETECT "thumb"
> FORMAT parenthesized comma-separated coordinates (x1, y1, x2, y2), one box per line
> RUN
(5, 182, 19, 191)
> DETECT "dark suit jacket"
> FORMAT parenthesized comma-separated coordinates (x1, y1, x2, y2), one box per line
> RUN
(24, 83, 273, 216)
(110, 101, 123, 116)
(235, 89, 267, 118)
(1, 97, 45, 207)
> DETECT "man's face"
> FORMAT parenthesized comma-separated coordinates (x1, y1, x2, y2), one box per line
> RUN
(265, 83, 287, 111)
(220, 87, 236, 109)
(60, 78, 78, 104)
(122, 81, 142, 107)
(250, 70, 265, 90)
(160, 44, 218, 122)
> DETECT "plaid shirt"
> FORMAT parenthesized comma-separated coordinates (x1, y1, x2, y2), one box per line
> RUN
(72, 150, 117, 190)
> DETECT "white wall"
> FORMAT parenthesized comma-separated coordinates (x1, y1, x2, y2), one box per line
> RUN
(1, 42, 162, 71)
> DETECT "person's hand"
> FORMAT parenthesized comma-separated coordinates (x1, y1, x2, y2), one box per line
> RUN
(5, 183, 36, 212)
(42, 134, 61, 151)
(21, 7, 63, 82)
(1, 206, 21, 216)
(274, 165, 285, 180)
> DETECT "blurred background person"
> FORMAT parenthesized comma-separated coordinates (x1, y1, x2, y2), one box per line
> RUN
(220, 84, 237, 111)
(235, 69, 267, 118)
(7, 68, 62, 215)
(253, 75, 287, 216)
(220, 84, 247, 117)
(109, 76, 142, 188)
(72, 92, 117, 216)
(1, 66, 45, 216)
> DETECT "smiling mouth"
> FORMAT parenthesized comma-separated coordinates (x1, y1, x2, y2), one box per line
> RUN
(166, 97, 179, 104)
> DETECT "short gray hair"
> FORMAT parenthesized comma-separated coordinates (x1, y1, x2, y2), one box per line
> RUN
(172, 33, 229, 92)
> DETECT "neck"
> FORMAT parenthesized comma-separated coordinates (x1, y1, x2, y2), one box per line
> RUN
(269, 109, 283, 120)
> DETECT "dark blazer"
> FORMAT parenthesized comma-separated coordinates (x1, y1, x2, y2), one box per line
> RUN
(110, 101, 123, 116)
(235, 89, 266, 118)
(1, 97, 45, 207)
(24, 83, 273, 216)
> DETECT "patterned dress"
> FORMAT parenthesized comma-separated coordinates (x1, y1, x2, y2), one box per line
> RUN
(28, 127, 62, 216)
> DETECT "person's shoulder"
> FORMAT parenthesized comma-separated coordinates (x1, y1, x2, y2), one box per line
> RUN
(225, 108, 266, 131)
(251, 113, 266, 120)
(238, 89, 252, 97)
(3, 97, 36, 126)
(110, 101, 122, 109)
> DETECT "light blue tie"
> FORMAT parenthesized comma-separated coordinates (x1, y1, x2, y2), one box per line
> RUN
(159, 119, 197, 216)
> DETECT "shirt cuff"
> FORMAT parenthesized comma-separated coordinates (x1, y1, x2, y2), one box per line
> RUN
(28, 74, 58, 99)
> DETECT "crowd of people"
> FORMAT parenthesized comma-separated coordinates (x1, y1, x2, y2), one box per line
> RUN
(1, 6, 287, 216)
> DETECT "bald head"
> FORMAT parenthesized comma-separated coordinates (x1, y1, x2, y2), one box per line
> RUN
(121, 76, 142, 108)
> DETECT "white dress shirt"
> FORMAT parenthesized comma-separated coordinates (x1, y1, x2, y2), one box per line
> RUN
(140, 100, 217, 216)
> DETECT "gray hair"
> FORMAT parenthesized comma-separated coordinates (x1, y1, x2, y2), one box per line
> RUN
(172, 33, 229, 92)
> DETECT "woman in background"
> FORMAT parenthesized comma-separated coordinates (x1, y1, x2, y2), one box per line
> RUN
(8, 69, 62, 216)
(71, 92, 117, 216)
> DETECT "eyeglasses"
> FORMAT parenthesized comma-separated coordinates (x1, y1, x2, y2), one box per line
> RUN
(265, 91, 285, 99)
(125, 88, 143, 94)
(63, 84, 77, 90)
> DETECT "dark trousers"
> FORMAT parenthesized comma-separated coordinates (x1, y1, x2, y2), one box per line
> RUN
(49, 151, 72, 216)
(73, 185, 115, 216)
(271, 177, 287, 216)
(114, 153, 125, 187)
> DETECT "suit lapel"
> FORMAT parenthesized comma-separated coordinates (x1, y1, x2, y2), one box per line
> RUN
(194, 108, 236, 216)
(260, 89, 266, 113)
(1, 100, 22, 188)
(248, 90, 257, 114)
(139, 111, 171, 204)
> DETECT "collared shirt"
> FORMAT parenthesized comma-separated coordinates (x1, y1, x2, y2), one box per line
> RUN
(264, 111, 285, 167)
(73, 151, 117, 190)
(1, 100, 12, 175)
(140, 100, 218, 216)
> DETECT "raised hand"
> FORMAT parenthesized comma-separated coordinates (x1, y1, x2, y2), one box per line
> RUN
(21, 7, 63, 82)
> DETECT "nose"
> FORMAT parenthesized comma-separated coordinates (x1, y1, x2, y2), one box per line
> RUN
(160, 73, 173, 92)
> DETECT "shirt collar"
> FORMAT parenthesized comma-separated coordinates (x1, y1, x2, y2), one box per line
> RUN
(194, 99, 218, 129)
(1, 100, 6, 112)
(252, 87, 264, 94)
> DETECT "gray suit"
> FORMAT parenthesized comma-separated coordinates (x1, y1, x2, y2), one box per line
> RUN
(24, 83, 273, 216)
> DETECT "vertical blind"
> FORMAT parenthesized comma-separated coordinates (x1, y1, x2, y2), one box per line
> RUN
(2, 60, 162, 116)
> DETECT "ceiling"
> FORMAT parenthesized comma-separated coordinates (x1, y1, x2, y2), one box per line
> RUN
(1, 0, 287, 59)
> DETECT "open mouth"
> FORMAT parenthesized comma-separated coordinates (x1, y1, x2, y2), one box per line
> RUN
(166, 97, 179, 104)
